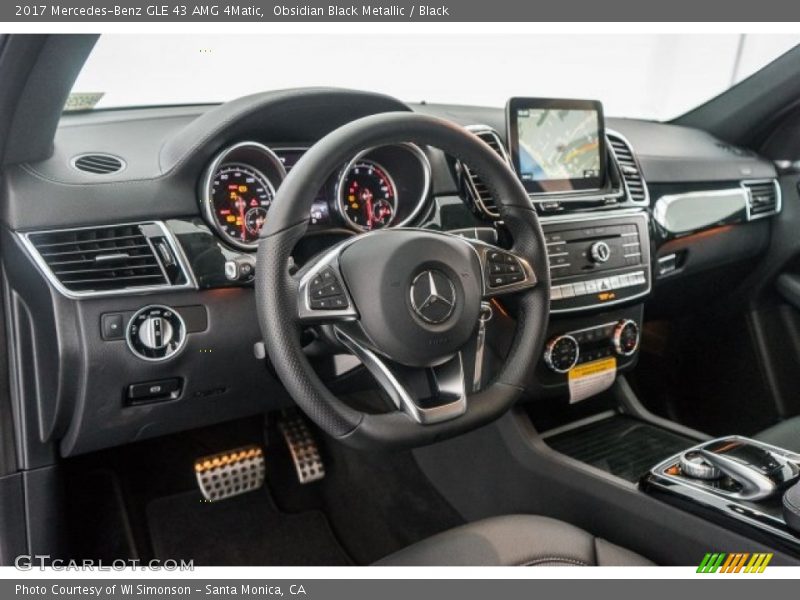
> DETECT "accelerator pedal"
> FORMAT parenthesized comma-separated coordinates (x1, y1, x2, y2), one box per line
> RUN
(194, 445, 265, 502)
(279, 414, 325, 484)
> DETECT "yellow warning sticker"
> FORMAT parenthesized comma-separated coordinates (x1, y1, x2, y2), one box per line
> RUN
(568, 357, 617, 403)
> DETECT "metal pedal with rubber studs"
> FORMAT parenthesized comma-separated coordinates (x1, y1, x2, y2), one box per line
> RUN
(279, 415, 325, 484)
(193, 445, 265, 502)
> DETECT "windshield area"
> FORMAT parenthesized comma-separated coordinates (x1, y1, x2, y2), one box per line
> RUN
(69, 33, 800, 120)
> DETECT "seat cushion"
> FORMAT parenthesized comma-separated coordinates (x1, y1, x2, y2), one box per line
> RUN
(755, 417, 800, 453)
(374, 514, 652, 566)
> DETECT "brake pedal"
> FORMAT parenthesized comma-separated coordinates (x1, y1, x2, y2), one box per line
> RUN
(280, 415, 325, 484)
(194, 445, 265, 502)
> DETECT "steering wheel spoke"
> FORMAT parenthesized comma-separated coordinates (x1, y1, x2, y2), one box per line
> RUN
(467, 240, 538, 298)
(296, 244, 359, 323)
(334, 326, 468, 425)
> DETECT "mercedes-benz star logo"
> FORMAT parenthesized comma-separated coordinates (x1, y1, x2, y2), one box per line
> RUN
(410, 270, 457, 324)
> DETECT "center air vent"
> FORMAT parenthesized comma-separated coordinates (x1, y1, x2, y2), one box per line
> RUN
(607, 132, 648, 204)
(743, 180, 781, 219)
(457, 125, 512, 219)
(24, 223, 190, 296)
(72, 153, 125, 175)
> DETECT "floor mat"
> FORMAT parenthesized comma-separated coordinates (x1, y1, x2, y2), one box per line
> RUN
(146, 489, 352, 566)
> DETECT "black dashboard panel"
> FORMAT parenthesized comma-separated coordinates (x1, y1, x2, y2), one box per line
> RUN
(0, 88, 784, 459)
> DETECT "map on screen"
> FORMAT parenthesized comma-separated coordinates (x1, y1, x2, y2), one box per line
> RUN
(516, 108, 601, 183)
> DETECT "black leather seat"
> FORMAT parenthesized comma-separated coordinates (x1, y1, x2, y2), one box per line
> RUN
(375, 515, 652, 566)
(755, 417, 800, 453)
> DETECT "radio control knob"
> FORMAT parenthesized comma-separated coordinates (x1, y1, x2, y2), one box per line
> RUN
(590, 241, 611, 263)
(543, 334, 580, 373)
(612, 319, 640, 357)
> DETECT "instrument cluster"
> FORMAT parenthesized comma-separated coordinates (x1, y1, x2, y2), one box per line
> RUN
(200, 141, 432, 250)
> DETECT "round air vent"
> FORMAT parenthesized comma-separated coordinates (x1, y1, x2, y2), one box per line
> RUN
(72, 153, 126, 175)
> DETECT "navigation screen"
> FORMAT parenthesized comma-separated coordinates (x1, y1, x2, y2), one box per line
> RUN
(507, 98, 606, 194)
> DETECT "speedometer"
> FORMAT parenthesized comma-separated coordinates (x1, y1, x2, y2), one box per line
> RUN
(338, 160, 397, 231)
(210, 164, 275, 247)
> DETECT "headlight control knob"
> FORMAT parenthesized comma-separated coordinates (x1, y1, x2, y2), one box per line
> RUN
(127, 305, 186, 361)
(543, 334, 580, 373)
(612, 319, 640, 357)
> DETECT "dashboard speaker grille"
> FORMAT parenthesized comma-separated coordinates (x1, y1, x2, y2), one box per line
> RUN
(72, 153, 125, 175)
(743, 180, 781, 218)
(458, 126, 512, 219)
(607, 133, 648, 204)
(26, 223, 187, 294)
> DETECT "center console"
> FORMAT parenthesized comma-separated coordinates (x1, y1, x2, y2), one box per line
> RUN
(643, 437, 800, 551)
(543, 212, 651, 314)
(488, 97, 654, 400)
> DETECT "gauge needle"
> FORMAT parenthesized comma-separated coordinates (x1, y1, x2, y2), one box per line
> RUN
(236, 195, 246, 239)
(363, 189, 374, 230)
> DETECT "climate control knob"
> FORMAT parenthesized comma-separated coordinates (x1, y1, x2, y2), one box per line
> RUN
(612, 319, 640, 357)
(543, 334, 580, 373)
(127, 305, 186, 361)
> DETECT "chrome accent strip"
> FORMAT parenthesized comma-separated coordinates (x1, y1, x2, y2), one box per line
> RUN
(653, 188, 747, 235)
(200, 141, 287, 251)
(18, 221, 196, 300)
(334, 327, 467, 425)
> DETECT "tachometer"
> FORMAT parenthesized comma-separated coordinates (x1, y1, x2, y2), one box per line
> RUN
(338, 160, 397, 231)
(210, 164, 275, 247)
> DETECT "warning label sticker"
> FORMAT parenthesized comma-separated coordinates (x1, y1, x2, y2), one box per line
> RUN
(568, 357, 617, 403)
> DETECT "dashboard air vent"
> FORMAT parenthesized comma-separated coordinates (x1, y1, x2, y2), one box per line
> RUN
(743, 180, 781, 219)
(458, 126, 512, 219)
(607, 133, 648, 204)
(72, 153, 125, 175)
(25, 223, 189, 295)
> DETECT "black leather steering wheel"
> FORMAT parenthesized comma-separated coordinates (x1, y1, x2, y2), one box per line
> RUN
(256, 112, 550, 449)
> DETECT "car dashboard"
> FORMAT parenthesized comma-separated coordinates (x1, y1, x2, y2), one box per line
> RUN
(0, 88, 781, 463)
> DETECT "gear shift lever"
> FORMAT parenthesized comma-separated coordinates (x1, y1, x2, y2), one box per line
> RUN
(679, 438, 799, 501)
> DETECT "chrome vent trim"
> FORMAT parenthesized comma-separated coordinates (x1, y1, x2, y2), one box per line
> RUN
(72, 153, 126, 175)
(607, 130, 649, 205)
(20, 222, 195, 299)
(457, 125, 513, 219)
(742, 179, 781, 220)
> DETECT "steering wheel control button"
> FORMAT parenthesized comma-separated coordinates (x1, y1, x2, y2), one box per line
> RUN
(310, 295, 348, 310)
(126, 305, 187, 361)
(486, 250, 525, 288)
(543, 334, 580, 373)
(612, 319, 640, 356)
(100, 313, 125, 340)
(127, 378, 181, 404)
(410, 269, 457, 324)
(308, 268, 349, 310)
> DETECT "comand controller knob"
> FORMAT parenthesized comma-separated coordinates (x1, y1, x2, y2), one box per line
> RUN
(589, 241, 611, 263)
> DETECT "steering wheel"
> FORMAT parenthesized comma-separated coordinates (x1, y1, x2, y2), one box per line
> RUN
(256, 112, 550, 449)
